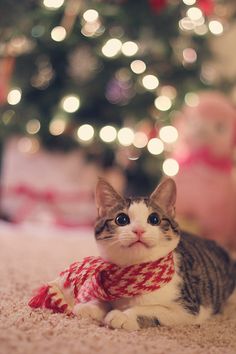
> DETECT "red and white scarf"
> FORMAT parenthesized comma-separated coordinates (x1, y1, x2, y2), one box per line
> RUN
(29, 252, 175, 314)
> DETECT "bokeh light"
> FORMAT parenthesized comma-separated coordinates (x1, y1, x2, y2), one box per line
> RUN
(121, 41, 138, 56)
(160, 85, 177, 100)
(99, 125, 117, 143)
(183, 48, 197, 63)
(184, 92, 199, 107)
(51, 26, 66, 41)
(17, 137, 40, 154)
(187, 7, 203, 21)
(162, 158, 179, 176)
(49, 118, 66, 136)
(159, 126, 178, 144)
(77, 124, 94, 142)
(26, 119, 41, 135)
(7, 88, 22, 105)
(133, 132, 148, 148)
(117, 127, 134, 146)
(142, 75, 159, 90)
(102, 38, 122, 58)
(43, 0, 64, 9)
(208, 20, 224, 35)
(147, 138, 164, 155)
(61, 95, 80, 113)
(81, 21, 102, 37)
(179, 17, 195, 31)
(154, 96, 172, 111)
(130, 60, 146, 74)
(183, 0, 196, 5)
(194, 24, 208, 35)
(83, 9, 99, 22)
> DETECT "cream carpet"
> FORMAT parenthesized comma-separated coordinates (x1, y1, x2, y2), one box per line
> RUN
(1, 222, 236, 354)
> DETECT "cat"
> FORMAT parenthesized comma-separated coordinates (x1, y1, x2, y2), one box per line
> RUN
(29, 178, 236, 330)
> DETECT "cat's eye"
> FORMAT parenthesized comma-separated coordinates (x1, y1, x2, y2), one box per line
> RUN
(115, 213, 130, 226)
(148, 213, 161, 226)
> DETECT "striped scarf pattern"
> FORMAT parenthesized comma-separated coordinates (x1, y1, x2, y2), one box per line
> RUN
(29, 252, 175, 314)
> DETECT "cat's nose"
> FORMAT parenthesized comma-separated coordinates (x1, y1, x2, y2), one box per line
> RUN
(132, 227, 145, 238)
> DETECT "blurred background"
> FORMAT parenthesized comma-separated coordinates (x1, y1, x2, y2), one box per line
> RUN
(1, 0, 236, 248)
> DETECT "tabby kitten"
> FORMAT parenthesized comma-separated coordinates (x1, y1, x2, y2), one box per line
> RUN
(74, 177, 236, 330)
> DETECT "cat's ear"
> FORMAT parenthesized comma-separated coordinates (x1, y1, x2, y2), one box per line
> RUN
(150, 178, 176, 217)
(95, 178, 125, 217)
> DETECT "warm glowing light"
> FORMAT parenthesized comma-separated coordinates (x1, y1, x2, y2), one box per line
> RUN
(187, 7, 203, 21)
(99, 125, 117, 143)
(102, 38, 122, 58)
(162, 158, 179, 176)
(49, 119, 66, 136)
(183, 48, 197, 63)
(121, 41, 138, 56)
(179, 17, 195, 31)
(18, 137, 33, 153)
(26, 119, 41, 135)
(77, 124, 94, 142)
(209, 20, 224, 35)
(43, 0, 64, 9)
(160, 86, 177, 100)
(194, 24, 208, 35)
(133, 132, 148, 148)
(130, 60, 146, 74)
(61, 95, 80, 113)
(81, 21, 102, 37)
(7, 88, 22, 105)
(83, 9, 99, 22)
(154, 96, 172, 111)
(184, 92, 199, 107)
(51, 26, 66, 41)
(18, 137, 40, 154)
(183, 0, 196, 5)
(159, 126, 178, 144)
(194, 16, 205, 26)
(147, 138, 164, 155)
(117, 127, 134, 146)
(142, 75, 159, 90)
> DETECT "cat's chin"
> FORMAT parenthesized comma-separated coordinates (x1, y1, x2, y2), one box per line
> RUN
(97, 243, 171, 266)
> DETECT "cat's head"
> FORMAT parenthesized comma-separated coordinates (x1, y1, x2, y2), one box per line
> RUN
(94, 178, 180, 266)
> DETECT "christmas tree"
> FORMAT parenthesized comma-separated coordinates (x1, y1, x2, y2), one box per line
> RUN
(0, 0, 235, 193)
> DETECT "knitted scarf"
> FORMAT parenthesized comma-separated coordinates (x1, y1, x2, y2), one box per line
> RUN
(29, 252, 175, 314)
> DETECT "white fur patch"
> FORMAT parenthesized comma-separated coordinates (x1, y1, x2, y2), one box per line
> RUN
(95, 201, 210, 326)
(195, 306, 212, 324)
(97, 201, 179, 266)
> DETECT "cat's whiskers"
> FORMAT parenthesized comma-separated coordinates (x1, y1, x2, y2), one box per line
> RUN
(100, 238, 123, 250)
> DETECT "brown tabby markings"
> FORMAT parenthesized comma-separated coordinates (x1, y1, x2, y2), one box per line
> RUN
(93, 178, 236, 329)
(137, 316, 160, 328)
(95, 201, 127, 240)
(177, 233, 236, 315)
(95, 196, 180, 242)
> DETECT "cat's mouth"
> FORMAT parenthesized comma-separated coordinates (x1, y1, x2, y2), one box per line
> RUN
(128, 240, 150, 248)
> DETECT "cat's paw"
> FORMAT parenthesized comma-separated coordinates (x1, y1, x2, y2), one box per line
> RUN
(104, 309, 140, 331)
(73, 302, 107, 322)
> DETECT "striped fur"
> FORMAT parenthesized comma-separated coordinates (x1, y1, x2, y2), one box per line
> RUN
(176, 232, 236, 315)
(91, 178, 236, 330)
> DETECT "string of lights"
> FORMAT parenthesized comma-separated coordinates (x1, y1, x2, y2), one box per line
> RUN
(1, 0, 234, 182)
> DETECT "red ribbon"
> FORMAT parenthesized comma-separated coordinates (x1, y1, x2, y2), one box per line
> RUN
(175, 148, 233, 173)
(1, 184, 95, 227)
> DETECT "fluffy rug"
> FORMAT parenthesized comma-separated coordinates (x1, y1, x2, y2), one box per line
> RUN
(1, 222, 236, 354)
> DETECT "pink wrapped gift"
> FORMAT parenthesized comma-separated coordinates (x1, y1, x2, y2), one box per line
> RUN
(0, 137, 97, 228)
